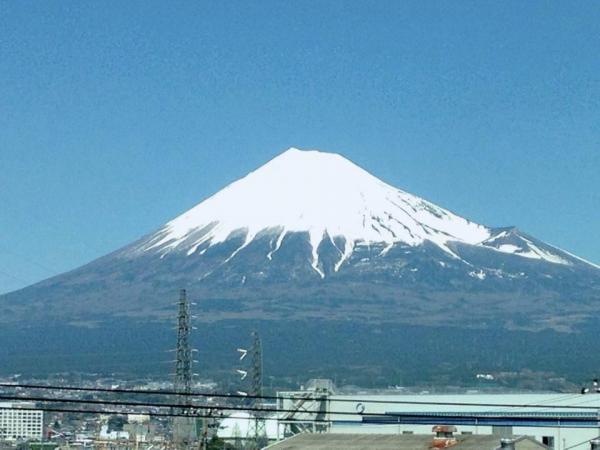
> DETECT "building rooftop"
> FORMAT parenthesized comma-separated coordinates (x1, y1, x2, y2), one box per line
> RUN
(264, 434, 548, 450)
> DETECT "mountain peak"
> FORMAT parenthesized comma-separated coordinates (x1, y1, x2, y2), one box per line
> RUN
(275, 147, 346, 161)
(134, 147, 588, 276)
(256, 147, 376, 185)
(139, 147, 492, 275)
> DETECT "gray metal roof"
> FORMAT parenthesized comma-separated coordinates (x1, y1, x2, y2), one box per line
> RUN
(265, 433, 548, 450)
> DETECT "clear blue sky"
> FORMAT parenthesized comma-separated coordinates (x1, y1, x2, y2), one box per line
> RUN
(1, 1, 598, 294)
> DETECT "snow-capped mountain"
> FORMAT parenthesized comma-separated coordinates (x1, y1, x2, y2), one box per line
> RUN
(1, 147, 599, 333)
(2, 146, 599, 380)
(130, 148, 594, 278)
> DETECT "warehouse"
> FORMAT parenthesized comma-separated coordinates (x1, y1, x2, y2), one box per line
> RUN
(277, 382, 600, 450)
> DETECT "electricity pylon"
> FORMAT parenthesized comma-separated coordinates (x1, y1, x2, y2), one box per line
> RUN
(172, 289, 195, 449)
(250, 331, 267, 449)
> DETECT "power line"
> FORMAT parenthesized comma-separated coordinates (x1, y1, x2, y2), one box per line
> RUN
(562, 396, 600, 408)
(3, 392, 600, 423)
(0, 404, 221, 420)
(0, 242, 56, 275)
(563, 436, 600, 450)
(3, 383, 600, 410)
(2, 396, 600, 429)
(0, 267, 32, 285)
(0, 404, 330, 424)
(0, 393, 447, 420)
(487, 393, 586, 413)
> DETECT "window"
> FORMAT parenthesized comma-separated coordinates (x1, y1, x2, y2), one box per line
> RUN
(542, 436, 555, 449)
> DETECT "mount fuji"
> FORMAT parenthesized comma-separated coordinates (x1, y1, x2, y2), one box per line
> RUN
(133, 148, 590, 276)
(1, 148, 599, 380)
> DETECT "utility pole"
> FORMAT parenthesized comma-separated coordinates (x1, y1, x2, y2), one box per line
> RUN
(237, 332, 267, 449)
(200, 419, 207, 450)
(172, 289, 195, 450)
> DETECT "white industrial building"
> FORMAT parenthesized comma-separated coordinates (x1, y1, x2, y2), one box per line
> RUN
(277, 381, 600, 450)
(0, 402, 44, 441)
(217, 411, 282, 445)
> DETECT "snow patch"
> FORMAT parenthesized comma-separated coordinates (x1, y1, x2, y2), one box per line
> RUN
(497, 244, 522, 253)
(222, 230, 257, 264)
(308, 228, 325, 278)
(469, 270, 486, 280)
(266, 229, 287, 261)
(548, 246, 600, 270)
(334, 238, 354, 272)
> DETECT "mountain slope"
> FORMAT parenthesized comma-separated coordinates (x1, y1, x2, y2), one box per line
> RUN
(130, 148, 593, 276)
(1, 148, 599, 333)
(2, 147, 600, 382)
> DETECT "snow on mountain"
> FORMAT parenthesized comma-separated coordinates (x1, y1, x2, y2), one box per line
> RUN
(480, 228, 571, 265)
(134, 148, 583, 276)
(2, 147, 599, 338)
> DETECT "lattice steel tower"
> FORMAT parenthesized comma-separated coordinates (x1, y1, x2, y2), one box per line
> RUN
(172, 289, 195, 448)
(250, 331, 267, 448)
(175, 289, 192, 395)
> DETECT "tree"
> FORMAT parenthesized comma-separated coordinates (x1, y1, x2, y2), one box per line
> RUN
(207, 436, 235, 450)
(107, 415, 127, 432)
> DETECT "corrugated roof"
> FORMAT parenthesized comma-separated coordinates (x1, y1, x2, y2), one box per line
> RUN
(265, 433, 547, 450)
